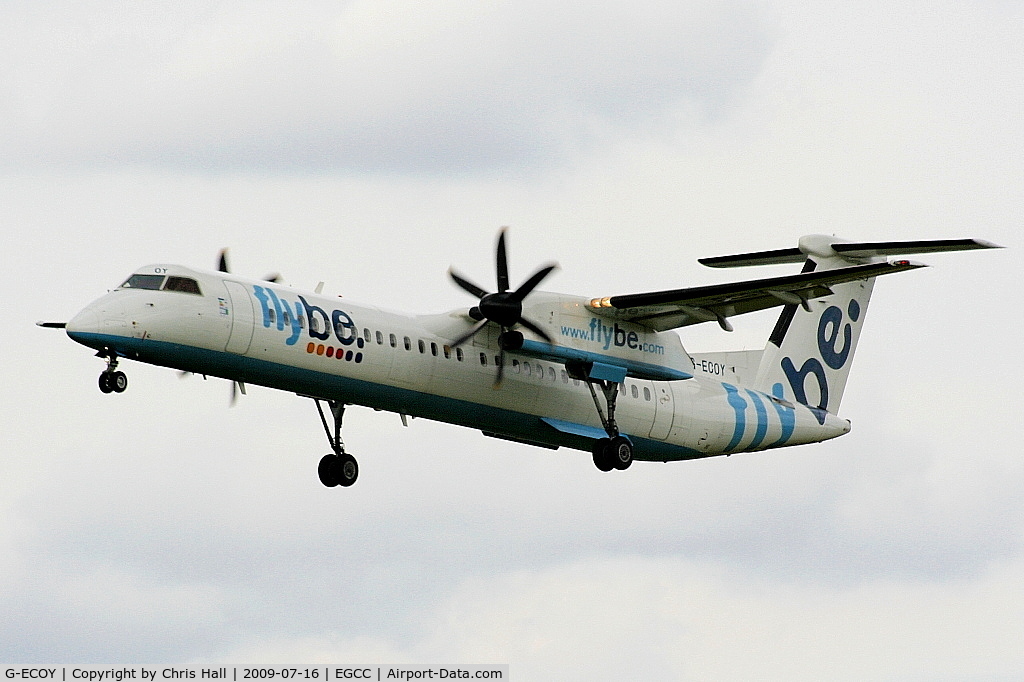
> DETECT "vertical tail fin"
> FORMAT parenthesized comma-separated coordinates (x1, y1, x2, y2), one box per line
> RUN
(754, 237, 875, 417)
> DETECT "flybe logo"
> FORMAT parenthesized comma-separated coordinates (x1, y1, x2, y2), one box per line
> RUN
(778, 298, 861, 422)
(560, 318, 666, 355)
(252, 285, 365, 363)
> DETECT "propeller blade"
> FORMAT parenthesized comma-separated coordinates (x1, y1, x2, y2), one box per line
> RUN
(493, 347, 506, 388)
(229, 380, 246, 406)
(510, 263, 558, 302)
(451, 319, 488, 348)
(517, 317, 554, 344)
(449, 268, 490, 299)
(218, 248, 230, 273)
(496, 228, 510, 293)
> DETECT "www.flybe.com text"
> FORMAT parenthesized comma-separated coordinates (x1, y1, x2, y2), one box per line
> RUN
(560, 318, 665, 354)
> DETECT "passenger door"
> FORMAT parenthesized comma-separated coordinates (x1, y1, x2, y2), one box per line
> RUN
(223, 281, 255, 354)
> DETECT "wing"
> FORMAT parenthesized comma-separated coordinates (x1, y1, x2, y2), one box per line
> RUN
(588, 260, 925, 332)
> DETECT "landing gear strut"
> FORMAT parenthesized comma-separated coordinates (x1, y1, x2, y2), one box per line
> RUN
(314, 399, 358, 487)
(97, 350, 127, 394)
(574, 369, 633, 472)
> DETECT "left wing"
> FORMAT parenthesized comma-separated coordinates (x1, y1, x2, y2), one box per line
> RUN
(587, 260, 924, 332)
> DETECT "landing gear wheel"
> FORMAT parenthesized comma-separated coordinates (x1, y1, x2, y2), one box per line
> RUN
(318, 454, 340, 487)
(98, 372, 113, 394)
(313, 399, 360, 488)
(609, 435, 633, 470)
(592, 438, 614, 472)
(336, 453, 358, 487)
(110, 371, 128, 393)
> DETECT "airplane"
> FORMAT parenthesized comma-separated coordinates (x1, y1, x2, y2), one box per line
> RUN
(38, 231, 1000, 488)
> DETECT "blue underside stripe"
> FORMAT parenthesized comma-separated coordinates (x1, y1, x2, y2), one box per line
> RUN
(69, 332, 705, 462)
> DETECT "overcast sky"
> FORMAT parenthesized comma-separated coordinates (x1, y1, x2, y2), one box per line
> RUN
(2, 1, 1022, 679)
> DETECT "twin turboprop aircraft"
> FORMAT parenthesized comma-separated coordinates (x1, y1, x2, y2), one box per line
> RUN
(40, 231, 998, 488)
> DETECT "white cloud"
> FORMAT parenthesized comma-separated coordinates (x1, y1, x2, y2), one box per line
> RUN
(216, 556, 1024, 680)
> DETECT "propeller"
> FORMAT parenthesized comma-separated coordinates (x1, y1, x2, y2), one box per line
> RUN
(178, 370, 247, 407)
(448, 228, 558, 387)
(218, 248, 281, 283)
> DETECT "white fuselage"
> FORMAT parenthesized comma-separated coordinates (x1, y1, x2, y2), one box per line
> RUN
(65, 265, 850, 462)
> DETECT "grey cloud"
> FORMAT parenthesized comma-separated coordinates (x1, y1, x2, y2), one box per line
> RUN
(0, 1, 771, 174)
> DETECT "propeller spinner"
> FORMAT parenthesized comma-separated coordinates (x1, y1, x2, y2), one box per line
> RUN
(448, 228, 557, 387)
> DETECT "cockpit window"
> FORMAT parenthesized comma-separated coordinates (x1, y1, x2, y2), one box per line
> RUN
(120, 274, 165, 290)
(163, 276, 202, 295)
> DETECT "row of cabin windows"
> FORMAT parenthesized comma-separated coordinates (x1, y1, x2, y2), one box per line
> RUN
(354, 324, 656, 401)
(506, 358, 653, 401)
(260, 314, 657, 402)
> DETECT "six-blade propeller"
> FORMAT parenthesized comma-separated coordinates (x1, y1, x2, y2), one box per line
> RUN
(448, 228, 557, 387)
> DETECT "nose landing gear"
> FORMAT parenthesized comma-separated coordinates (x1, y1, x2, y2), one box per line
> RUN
(314, 399, 359, 487)
(97, 351, 128, 394)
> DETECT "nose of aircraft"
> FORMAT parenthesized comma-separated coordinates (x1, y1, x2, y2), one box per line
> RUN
(65, 305, 100, 345)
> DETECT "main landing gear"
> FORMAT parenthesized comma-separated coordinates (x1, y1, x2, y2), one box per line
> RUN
(576, 372, 633, 473)
(97, 351, 128, 394)
(314, 399, 359, 488)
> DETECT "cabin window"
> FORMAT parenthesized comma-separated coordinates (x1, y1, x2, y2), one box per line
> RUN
(390, 333, 397, 348)
(417, 339, 425, 354)
(430, 342, 438, 357)
(480, 352, 487, 366)
(163, 276, 202, 295)
(119, 274, 165, 290)
(631, 384, 639, 399)
(523, 362, 531, 376)
(643, 387, 652, 401)
(443, 345, 451, 359)
(619, 383, 626, 395)
(547, 366, 556, 381)
(363, 328, 371, 343)
(268, 308, 277, 325)
(334, 319, 351, 340)
(456, 347, 464, 362)
(560, 369, 568, 384)
(404, 336, 412, 351)
(512, 359, 520, 374)
(311, 316, 321, 334)
(376, 331, 384, 345)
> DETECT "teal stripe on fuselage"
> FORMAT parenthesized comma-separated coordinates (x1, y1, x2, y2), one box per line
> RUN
(68, 331, 706, 462)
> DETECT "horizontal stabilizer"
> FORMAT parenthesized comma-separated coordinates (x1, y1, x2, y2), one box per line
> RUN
(831, 238, 1002, 258)
(699, 247, 804, 268)
(700, 238, 1001, 268)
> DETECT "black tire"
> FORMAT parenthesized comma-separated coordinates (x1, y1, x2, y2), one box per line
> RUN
(317, 454, 339, 487)
(337, 453, 358, 487)
(592, 438, 614, 472)
(98, 373, 113, 394)
(610, 435, 633, 470)
(110, 371, 128, 393)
